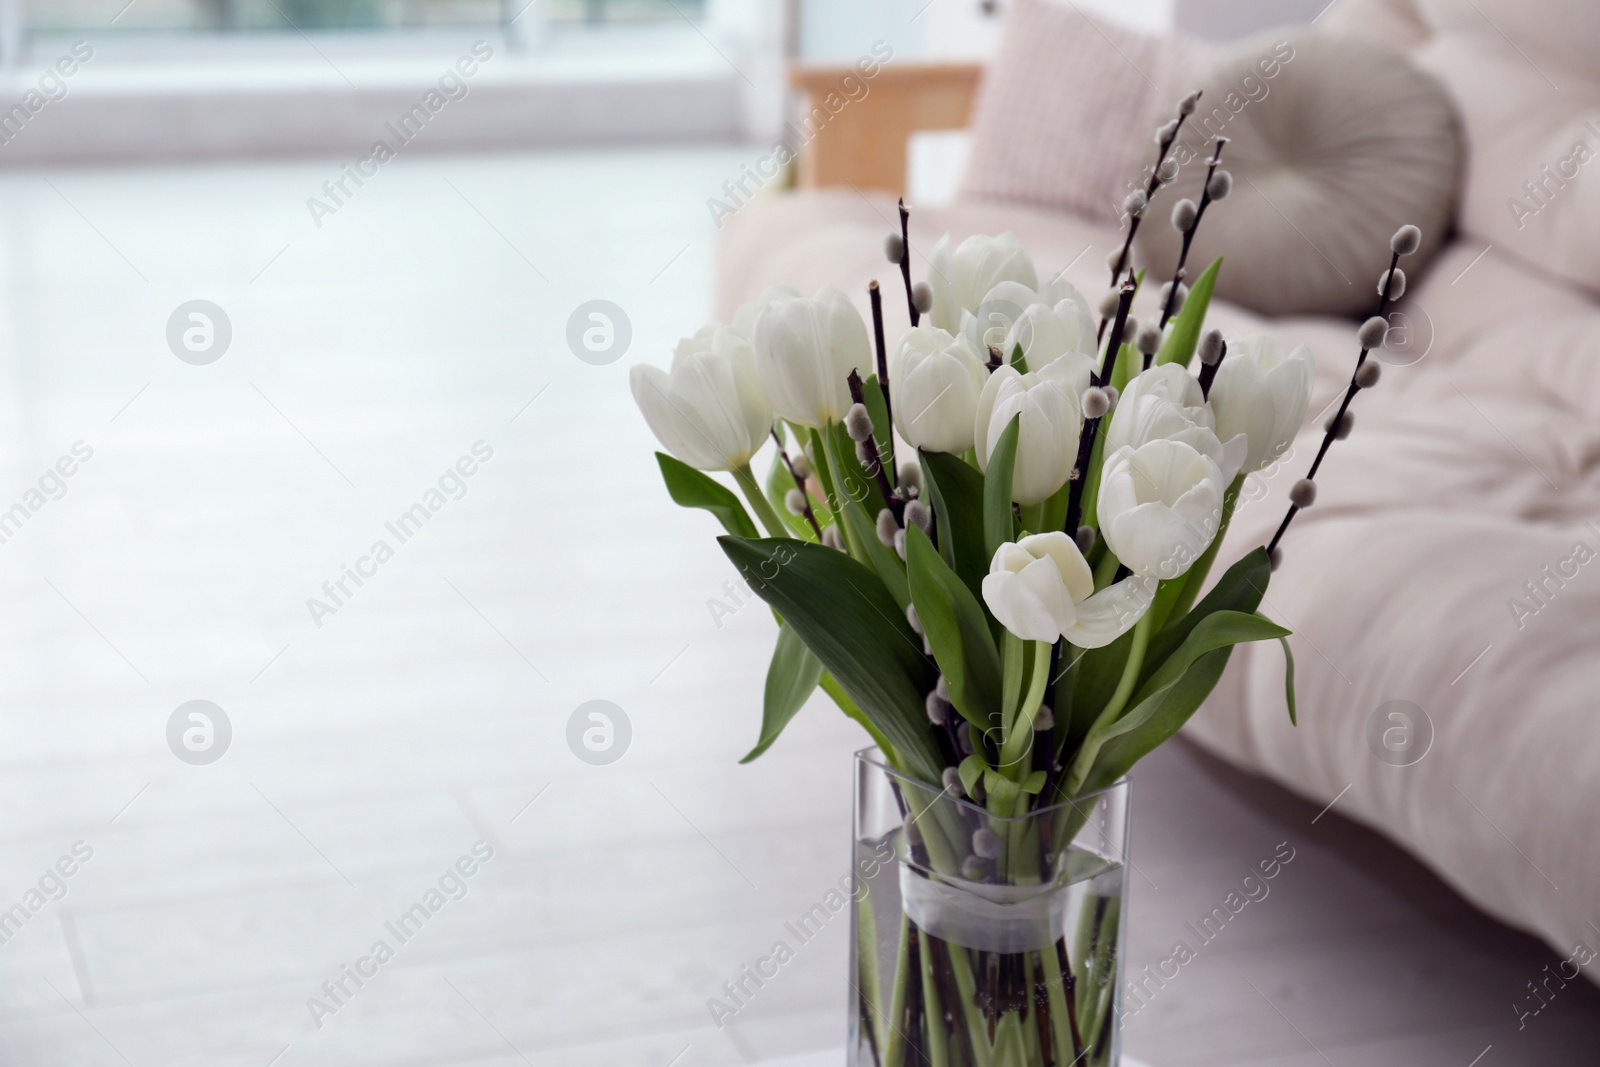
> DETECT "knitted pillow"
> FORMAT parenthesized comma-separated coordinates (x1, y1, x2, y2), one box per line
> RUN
(1132, 30, 1461, 318)
(959, 0, 1196, 225)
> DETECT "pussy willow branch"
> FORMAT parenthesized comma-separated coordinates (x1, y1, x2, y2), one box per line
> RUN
(771, 428, 823, 539)
(846, 370, 899, 510)
(1267, 248, 1405, 555)
(868, 281, 897, 489)
(898, 199, 919, 328)
(1099, 94, 1200, 344)
(1156, 138, 1229, 341)
(1065, 273, 1138, 535)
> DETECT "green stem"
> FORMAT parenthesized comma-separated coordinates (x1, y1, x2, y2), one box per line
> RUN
(733, 464, 789, 540)
(884, 914, 912, 1067)
(1019, 502, 1045, 536)
(999, 640, 1050, 771)
(1065, 610, 1152, 795)
(1092, 545, 1120, 590)
(1155, 473, 1243, 629)
(918, 928, 950, 1067)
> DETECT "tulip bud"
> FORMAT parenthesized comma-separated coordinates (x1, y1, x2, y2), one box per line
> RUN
(784, 488, 806, 515)
(891, 326, 989, 453)
(1207, 169, 1233, 201)
(974, 361, 1091, 505)
(1099, 440, 1225, 579)
(941, 766, 964, 796)
(876, 508, 899, 546)
(630, 324, 774, 472)
(1082, 386, 1111, 419)
(1123, 190, 1149, 218)
(972, 827, 1002, 859)
(1327, 411, 1354, 439)
(1179, 90, 1200, 116)
(1358, 316, 1389, 351)
(1076, 524, 1096, 553)
(983, 532, 1151, 646)
(1159, 280, 1188, 315)
(754, 286, 871, 428)
(1033, 703, 1054, 731)
(899, 462, 922, 493)
(906, 603, 924, 634)
(1172, 198, 1198, 233)
(1157, 157, 1179, 183)
(912, 281, 934, 314)
(1136, 322, 1164, 355)
(1289, 478, 1317, 507)
(1198, 328, 1226, 366)
(885, 232, 905, 264)
(1208, 335, 1313, 474)
(1391, 224, 1422, 256)
(1379, 267, 1407, 301)
(822, 525, 844, 551)
(904, 499, 934, 535)
(845, 403, 875, 443)
(1156, 118, 1179, 145)
(1355, 360, 1382, 389)
(927, 231, 1037, 333)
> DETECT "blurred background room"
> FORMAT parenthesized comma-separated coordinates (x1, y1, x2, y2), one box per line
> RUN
(3, 0, 1599, 1065)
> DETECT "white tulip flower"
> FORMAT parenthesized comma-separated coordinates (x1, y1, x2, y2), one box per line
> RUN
(630, 324, 772, 471)
(730, 284, 799, 343)
(974, 358, 1092, 506)
(1105, 363, 1247, 482)
(982, 532, 1158, 646)
(928, 232, 1038, 334)
(1208, 335, 1314, 473)
(1098, 439, 1226, 580)
(890, 326, 989, 454)
(752, 286, 872, 429)
(955, 277, 1096, 368)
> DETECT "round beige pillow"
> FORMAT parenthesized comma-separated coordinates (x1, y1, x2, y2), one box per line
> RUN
(1134, 31, 1461, 318)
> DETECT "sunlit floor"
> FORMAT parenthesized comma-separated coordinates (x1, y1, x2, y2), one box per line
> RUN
(0, 147, 1596, 1067)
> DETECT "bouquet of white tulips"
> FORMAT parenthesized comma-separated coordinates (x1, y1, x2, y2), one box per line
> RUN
(633, 92, 1421, 1067)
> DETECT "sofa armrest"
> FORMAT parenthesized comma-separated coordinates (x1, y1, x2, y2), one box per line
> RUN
(788, 62, 983, 195)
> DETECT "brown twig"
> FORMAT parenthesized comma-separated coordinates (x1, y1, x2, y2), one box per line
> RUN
(771, 428, 824, 539)
(847, 370, 899, 510)
(869, 281, 898, 489)
(1156, 138, 1228, 336)
(898, 199, 919, 328)
(1099, 93, 1200, 344)
(1267, 245, 1407, 555)
(1064, 273, 1137, 536)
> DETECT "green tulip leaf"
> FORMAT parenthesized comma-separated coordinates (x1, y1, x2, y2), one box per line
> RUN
(718, 536, 943, 781)
(1077, 645, 1232, 796)
(1072, 609, 1288, 794)
(918, 449, 989, 601)
(741, 623, 826, 763)
(1144, 546, 1271, 683)
(1157, 256, 1222, 368)
(983, 414, 1021, 560)
(656, 452, 758, 539)
(1278, 633, 1297, 726)
(861, 373, 896, 491)
(905, 524, 1002, 730)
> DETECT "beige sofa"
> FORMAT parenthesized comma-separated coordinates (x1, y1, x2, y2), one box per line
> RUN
(719, 0, 1600, 976)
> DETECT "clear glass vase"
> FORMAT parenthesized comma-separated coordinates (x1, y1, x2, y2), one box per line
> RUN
(849, 748, 1131, 1067)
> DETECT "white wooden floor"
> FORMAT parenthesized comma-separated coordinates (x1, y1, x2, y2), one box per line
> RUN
(0, 147, 1595, 1067)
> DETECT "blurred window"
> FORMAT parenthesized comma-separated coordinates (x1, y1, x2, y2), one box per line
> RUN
(22, 0, 703, 32)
